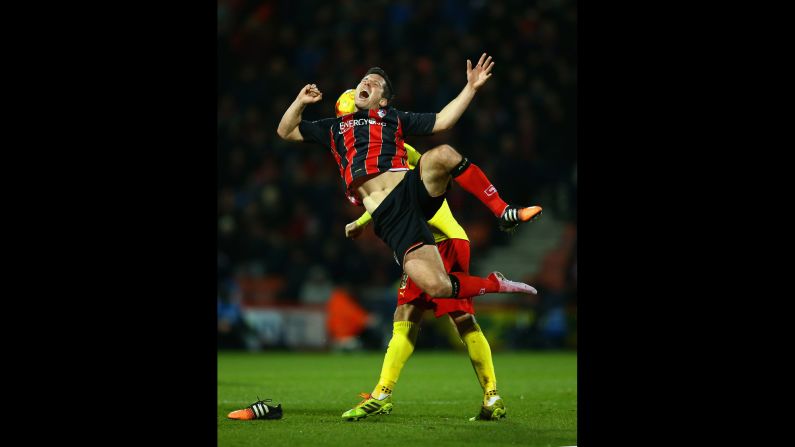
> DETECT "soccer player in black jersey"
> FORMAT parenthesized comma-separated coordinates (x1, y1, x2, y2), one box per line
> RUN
(276, 53, 539, 307)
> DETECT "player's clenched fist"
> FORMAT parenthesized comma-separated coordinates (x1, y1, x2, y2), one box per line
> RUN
(297, 84, 323, 104)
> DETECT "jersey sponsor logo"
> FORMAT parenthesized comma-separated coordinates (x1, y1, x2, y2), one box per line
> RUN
(484, 185, 497, 196)
(338, 118, 386, 134)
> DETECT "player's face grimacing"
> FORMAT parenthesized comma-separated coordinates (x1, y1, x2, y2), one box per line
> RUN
(355, 74, 388, 110)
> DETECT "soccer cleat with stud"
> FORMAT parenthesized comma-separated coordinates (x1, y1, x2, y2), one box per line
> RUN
(498, 205, 542, 232)
(227, 397, 283, 420)
(469, 396, 507, 421)
(341, 392, 393, 421)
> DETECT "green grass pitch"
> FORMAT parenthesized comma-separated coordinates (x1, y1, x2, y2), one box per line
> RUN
(218, 351, 576, 447)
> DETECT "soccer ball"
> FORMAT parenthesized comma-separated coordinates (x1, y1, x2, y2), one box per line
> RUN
(335, 89, 357, 117)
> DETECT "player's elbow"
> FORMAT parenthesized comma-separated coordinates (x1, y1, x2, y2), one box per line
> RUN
(278, 128, 304, 142)
(277, 127, 298, 141)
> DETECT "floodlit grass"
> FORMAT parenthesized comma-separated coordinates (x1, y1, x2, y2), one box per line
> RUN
(218, 351, 576, 447)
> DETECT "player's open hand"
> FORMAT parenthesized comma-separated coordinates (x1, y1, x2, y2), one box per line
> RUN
(466, 53, 494, 90)
(297, 84, 323, 104)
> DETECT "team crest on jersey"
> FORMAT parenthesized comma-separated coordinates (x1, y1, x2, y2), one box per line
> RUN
(377, 109, 386, 118)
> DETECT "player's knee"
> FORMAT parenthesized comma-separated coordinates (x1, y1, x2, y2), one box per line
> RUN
(425, 276, 453, 298)
(438, 144, 462, 166)
(427, 144, 462, 168)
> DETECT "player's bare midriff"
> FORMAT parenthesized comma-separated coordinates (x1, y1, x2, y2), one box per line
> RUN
(356, 170, 408, 215)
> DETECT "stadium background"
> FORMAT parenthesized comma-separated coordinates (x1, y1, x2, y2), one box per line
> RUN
(217, 0, 577, 355)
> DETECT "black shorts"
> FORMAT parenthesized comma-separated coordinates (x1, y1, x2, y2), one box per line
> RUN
(371, 165, 446, 267)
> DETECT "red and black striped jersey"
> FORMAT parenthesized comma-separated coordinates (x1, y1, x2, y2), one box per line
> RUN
(298, 107, 435, 206)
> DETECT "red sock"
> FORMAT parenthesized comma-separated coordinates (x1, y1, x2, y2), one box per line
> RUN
(452, 162, 509, 217)
(450, 272, 499, 298)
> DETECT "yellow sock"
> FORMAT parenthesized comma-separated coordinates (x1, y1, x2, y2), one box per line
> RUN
(372, 321, 419, 398)
(462, 324, 498, 400)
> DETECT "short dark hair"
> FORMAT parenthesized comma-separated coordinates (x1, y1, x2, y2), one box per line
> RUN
(365, 67, 394, 102)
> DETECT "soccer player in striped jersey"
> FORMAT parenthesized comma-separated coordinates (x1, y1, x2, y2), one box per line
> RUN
(271, 54, 541, 419)
(277, 53, 538, 299)
(335, 89, 507, 421)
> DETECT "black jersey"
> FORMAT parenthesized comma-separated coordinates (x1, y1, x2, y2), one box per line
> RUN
(299, 106, 435, 205)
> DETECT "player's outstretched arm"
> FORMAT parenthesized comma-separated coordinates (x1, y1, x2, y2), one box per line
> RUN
(276, 84, 323, 141)
(433, 53, 494, 133)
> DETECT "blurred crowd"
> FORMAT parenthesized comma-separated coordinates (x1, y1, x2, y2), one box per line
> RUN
(217, 0, 577, 349)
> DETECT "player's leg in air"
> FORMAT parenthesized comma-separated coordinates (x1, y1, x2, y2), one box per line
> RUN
(400, 156, 538, 305)
(419, 143, 542, 233)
